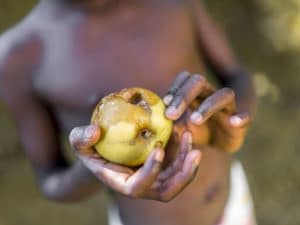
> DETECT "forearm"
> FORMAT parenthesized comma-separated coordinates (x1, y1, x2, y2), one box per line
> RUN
(189, 1, 256, 114)
(38, 160, 101, 203)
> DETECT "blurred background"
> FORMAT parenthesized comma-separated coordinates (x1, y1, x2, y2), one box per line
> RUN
(0, 0, 299, 225)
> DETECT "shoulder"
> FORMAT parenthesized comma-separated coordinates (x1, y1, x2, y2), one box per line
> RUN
(0, 1, 48, 74)
(0, 21, 44, 88)
(0, 22, 43, 70)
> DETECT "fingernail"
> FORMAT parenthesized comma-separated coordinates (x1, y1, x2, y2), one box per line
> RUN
(190, 112, 203, 124)
(84, 126, 96, 138)
(154, 150, 164, 162)
(230, 116, 242, 126)
(163, 95, 173, 105)
(166, 106, 178, 117)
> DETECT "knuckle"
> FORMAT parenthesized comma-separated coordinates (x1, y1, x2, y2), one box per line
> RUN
(171, 94, 185, 107)
(191, 74, 205, 83)
(168, 86, 178, 95)
(178, 70, 190, 79)
(174, 88, 185, 97)
(168, 71, 191, 95)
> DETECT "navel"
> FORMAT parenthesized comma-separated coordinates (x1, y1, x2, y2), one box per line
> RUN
(204, 184, 221, 204)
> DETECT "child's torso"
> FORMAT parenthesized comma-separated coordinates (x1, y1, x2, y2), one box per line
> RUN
(22, 1, 231, 224)
(31, 0, 204, 130)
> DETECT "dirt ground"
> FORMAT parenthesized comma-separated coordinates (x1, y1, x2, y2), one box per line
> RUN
(0, 1, 299, 225)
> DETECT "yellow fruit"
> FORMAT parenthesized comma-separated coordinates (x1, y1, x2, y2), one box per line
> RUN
(91, 87, 173, 166)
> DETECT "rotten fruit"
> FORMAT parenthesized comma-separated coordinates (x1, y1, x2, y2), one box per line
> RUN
(91, 87, 173, 166)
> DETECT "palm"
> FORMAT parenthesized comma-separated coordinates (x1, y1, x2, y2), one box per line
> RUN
(70, 125, 201, 202)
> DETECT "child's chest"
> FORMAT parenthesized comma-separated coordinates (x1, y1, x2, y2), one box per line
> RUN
(32, 1, 205, 127)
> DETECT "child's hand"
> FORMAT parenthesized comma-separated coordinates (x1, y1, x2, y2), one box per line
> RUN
(69, 125, 201, 202)
(164, 71, 252, 152)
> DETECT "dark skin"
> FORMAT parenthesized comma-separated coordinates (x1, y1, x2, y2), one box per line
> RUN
(0, 0, 256, 225)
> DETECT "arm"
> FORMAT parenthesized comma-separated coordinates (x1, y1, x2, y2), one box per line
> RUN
(0, 33, 100, 203)
(163, 2, 257, 152)
(189, 0, 256, 115)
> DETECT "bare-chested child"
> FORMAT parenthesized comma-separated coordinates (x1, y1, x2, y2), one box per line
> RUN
(0, 0, 256, 225)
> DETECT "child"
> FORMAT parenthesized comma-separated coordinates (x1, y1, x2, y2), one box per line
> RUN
(0, 0, 256, 224)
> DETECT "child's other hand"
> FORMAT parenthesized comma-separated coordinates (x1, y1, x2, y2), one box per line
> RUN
(69, 125, 201, 202)
(164, 71, 252, 152)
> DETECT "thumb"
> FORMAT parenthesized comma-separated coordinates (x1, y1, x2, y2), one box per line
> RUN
(69, 125, 101, 151)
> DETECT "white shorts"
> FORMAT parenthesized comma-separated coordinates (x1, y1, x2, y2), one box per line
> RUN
(108, 161, 257, 225)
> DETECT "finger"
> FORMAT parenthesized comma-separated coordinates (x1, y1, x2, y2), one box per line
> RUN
(81, 148, 164, 197)
(125, 148, 165, 197)
(163, 71, 191, 105)
(79, 155, 134, 193)
(176, 131, 193, 164)
(209, 112, 250, 152)
(229, 112, 251, 128)
(157, 150, 202, 202)
(69, 125, 101, 152)
(158, 131, 192, 181)
(190, 87, 236, 125)
(166, 74, 206, 120)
